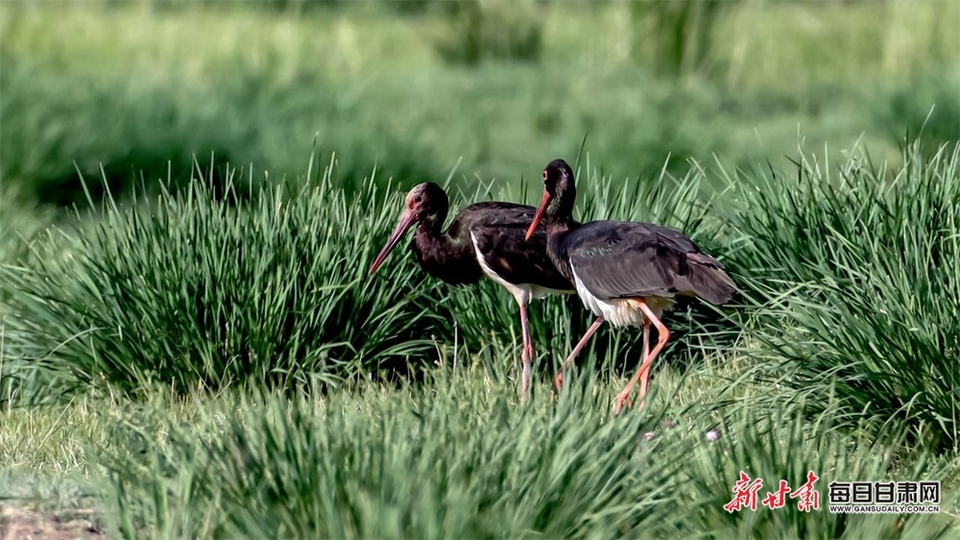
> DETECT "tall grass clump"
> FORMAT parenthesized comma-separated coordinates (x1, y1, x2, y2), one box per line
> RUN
(94, 367, 954, 539)
(0, 156, 451, 402)
(724, 140, 960, 450)
(96, 368, 686, 539)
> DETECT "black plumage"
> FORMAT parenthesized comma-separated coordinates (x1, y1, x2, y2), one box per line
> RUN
(561, 221, 735, 306)
(411, 200, 571, 291)
(370, 182, 574, 398)
(525, 158, 737, 414)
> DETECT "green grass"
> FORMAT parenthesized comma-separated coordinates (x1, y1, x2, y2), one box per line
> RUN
(724, 141, 960, 451)
(2, 1, 960, 537)
(3, 356, 958, 539)
(1, 1, 957, 207)
(2, 142, 960, 537)
(0, 155, 458, 402)
(0, 153, 735, 405)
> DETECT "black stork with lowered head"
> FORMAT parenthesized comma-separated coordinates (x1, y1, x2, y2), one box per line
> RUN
(524, 159, 737, 414)
(369, 182, 575, 398)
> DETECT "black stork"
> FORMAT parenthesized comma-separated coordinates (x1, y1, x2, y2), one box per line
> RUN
(369, 182, 575, 398)
(524, 159, 737, 414)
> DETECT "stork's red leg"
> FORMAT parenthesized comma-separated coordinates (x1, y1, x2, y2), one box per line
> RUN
(634, 302, 670, 412)
(519, 301, 534, 401)
(556, 316, 605, 391)
(614, 301, 670, 414)
(613, 318, 650, 413)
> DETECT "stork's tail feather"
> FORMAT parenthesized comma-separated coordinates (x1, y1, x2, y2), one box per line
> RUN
(684, 253, 738, 305)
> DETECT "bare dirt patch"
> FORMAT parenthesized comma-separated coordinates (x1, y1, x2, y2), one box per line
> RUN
(0, 504, 103, 540)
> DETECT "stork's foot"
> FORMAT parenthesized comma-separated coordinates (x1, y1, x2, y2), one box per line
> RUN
(613, 389, 634, 415)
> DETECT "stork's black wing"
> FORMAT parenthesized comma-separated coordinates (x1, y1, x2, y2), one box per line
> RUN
(452, 202, 574, 291)
(565, 220, 736, 305)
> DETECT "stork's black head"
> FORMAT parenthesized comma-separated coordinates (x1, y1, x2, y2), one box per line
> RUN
(526, 158, 577, 240)
(369, 182, 449, 274)
(542, 158, 575, 196)
(404, 182, 448, 222)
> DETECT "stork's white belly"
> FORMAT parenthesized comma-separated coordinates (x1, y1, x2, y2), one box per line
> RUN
(571, 268, 675, 328)
(470, 232, 572, 305)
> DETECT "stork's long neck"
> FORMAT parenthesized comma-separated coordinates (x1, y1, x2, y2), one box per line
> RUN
(542, 186, 580, 283)
(541, 220, 572, 283)
(411, 204, 479, 282)
(412, 206, 450, 260)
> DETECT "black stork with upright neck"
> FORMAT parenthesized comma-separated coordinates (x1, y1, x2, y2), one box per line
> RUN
(369, 182, 575, 398)
(525, 159, 737, 414)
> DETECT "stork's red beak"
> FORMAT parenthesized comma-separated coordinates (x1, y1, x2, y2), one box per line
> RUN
(369, 208, 418, 274)
(525, 191, 552, 240)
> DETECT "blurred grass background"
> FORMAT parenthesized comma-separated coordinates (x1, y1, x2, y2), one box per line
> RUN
(2, 0, 957, 208)
(2, 0, 960, 537)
